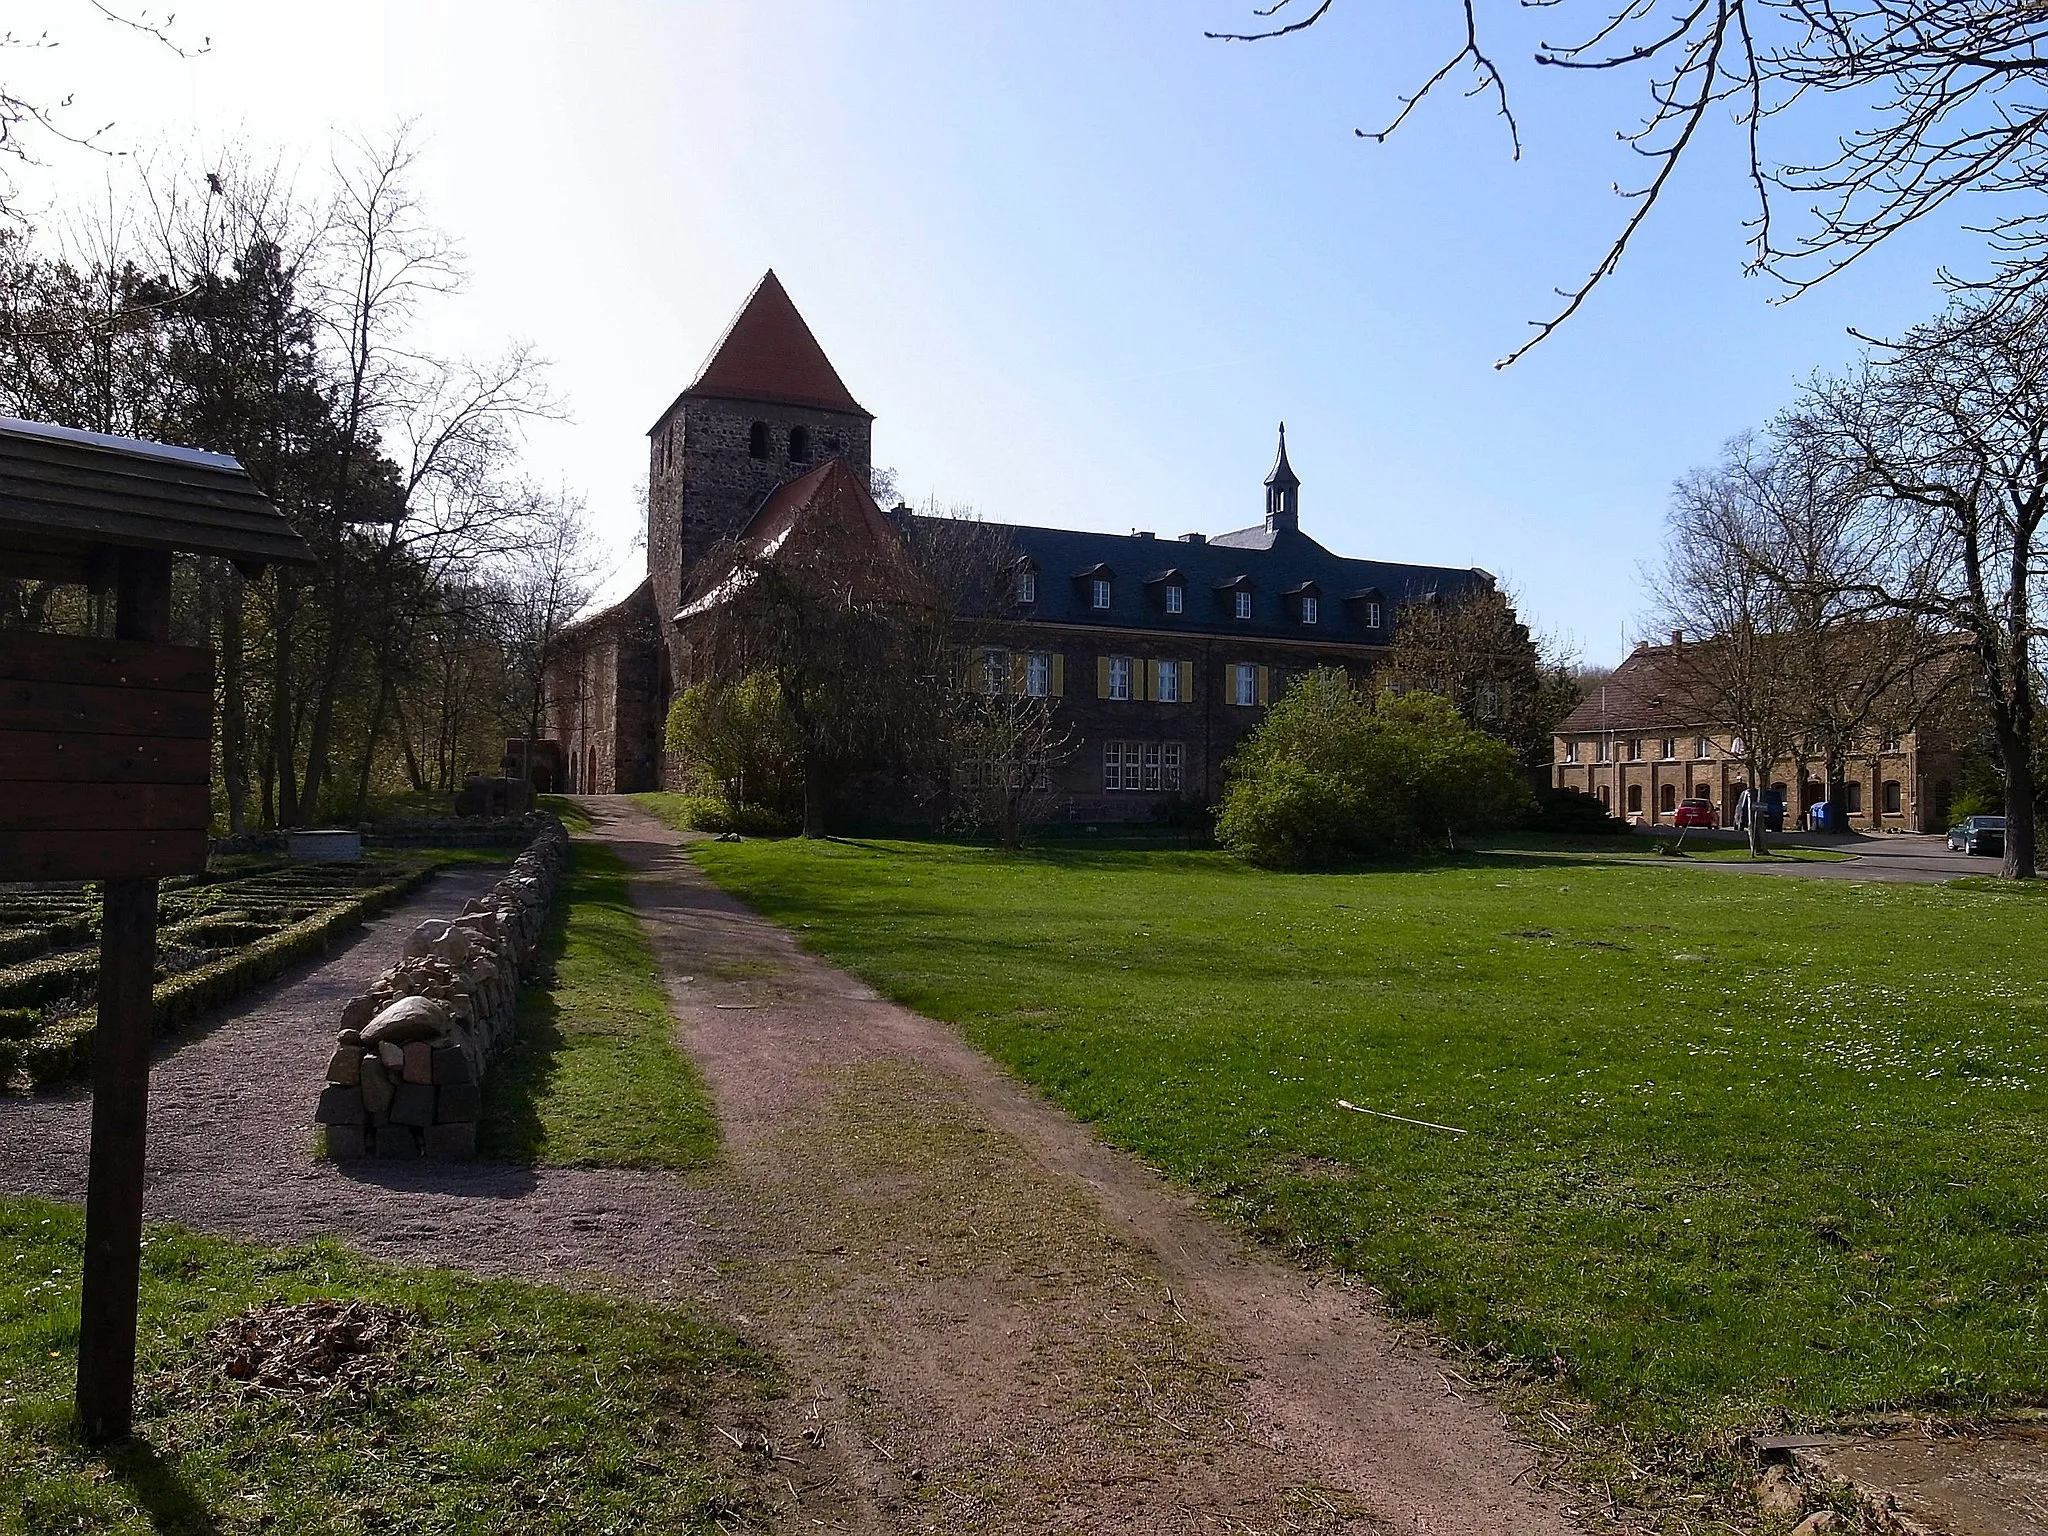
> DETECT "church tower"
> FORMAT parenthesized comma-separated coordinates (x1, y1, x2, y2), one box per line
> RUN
(1264, 422, 1300, 535)
(644, 272, 874, 681)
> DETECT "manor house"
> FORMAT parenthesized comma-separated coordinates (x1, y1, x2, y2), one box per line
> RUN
(546, 273, 1499, 820)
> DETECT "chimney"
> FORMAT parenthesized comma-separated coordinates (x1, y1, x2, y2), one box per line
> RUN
(1180, 532, 1207, 545)
(1671, 628, 1685, 648)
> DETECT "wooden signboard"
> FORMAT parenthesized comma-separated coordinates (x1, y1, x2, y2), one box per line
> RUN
(0, 629, 213, 880)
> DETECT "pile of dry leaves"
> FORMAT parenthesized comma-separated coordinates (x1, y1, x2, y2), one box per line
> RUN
(203, 1299, 414, 1401)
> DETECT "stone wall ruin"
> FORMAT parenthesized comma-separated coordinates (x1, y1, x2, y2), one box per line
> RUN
(314, 819, 568, 1159)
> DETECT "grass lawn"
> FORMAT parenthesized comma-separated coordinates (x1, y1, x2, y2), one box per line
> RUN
(478, 843, 717, 1167)
(0, 1197, 772, 1535)
(689, 836, 2048, 1451)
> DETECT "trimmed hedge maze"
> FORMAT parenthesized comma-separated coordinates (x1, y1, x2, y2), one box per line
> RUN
(0, 859, 437, 1088)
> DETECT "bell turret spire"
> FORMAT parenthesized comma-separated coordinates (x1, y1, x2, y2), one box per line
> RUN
(1263, 421, 1299, 533)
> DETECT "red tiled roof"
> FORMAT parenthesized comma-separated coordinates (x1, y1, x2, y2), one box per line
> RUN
(1557, 643, 1717, 733)
(677, 271, 868, 418)
(676, 458, 918, 620)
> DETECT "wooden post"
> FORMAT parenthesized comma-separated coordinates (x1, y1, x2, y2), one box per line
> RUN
(76, 547, 172, 1443)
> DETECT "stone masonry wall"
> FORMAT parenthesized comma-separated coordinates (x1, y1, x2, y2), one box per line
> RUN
(314, 819, 569, 1159)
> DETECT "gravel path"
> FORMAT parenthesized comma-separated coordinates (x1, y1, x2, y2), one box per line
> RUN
(0, 862, 715, 1289)
(0, 816, 1586, 1534)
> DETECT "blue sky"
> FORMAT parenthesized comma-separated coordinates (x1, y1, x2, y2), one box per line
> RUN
(11, 1, 1992, 663)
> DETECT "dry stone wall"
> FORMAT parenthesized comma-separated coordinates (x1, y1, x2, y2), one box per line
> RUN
(314, 820, 569, 1159)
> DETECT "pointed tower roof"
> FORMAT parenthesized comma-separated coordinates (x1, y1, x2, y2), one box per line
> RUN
(676, 271, 870, 419)
(1264, 422, 1299, 490)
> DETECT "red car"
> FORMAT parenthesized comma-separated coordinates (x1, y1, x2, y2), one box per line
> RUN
(1672, 798, 1716, 828)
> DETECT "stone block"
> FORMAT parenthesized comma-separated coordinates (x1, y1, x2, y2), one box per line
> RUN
(390, 1082, 436, 1127)
(339, 995, 376, 1033)
(315, 1085, 364, 1126)
(431, 1045, 475, 1085)
(360, 1055, 395, 1118)
(402, 1040, 434, 1084)
(437, 1081, 483, 1123)
(325, 1046, 361, 1086)
(422, 1121, 477, 1158)
(371, 1125, 419, 1159)
(323, 1124, 365, 1159)
(361, 994, 452, 1045)
(377, 1040, 404, 1070)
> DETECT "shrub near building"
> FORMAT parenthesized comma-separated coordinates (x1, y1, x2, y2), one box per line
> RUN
(1217, 670, 1533, 867)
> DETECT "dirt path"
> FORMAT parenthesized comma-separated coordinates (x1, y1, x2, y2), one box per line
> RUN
(598, 797, 1581, 1535)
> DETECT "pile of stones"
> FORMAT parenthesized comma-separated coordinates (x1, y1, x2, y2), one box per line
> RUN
(314, 820, 567, 1159)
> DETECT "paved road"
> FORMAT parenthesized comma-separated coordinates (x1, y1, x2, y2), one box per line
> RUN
(1673, 832, 1991, 884)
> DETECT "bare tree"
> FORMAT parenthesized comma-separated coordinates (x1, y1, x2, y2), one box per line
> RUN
(1213, 2, 2048, 362)
(948, 690, 1079, 849)
(1782, 297, 2048, 877)
(1655, 444, 1811, 853)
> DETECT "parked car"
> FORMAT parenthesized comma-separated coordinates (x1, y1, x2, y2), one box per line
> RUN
(1672, 798, 1716, 828)
(1947, 815, 2006, 855)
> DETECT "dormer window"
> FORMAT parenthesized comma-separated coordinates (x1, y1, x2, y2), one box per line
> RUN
(1165, 583, 1184, 615)
(1234, 590, 1252, 620)
(748, 421, 769, 459)
(1365, 600, 1382, 628)
(1301, 595, 1319, 625)
(1092, 578, 1112, 609)
(789, 425, 811, 460)
(1017, 570, 1036, 604)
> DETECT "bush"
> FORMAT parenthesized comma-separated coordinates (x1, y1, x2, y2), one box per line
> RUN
(1531, 785, 1631, 835)
(664, 674, 801, 818)
(660, 793, 797, 838)
(1216, 670, 1535, 868)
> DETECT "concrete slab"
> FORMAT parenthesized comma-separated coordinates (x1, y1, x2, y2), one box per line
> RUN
(1793, 1428, 2048, 1535)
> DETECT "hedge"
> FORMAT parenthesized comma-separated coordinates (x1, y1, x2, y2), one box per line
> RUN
(0, 862, 439, 1089)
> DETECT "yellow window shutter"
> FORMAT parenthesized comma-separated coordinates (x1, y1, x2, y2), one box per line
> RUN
(1097, 655, 1110, 699)
(1180, 660, 1193, 702)
(1256, 665, 1270, 705)
(1051, 653, 1065, 696)
(1145, 659, 1159, 701)
(1008, 652, 1026, 694)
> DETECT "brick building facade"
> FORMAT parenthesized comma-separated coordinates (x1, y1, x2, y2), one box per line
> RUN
(548, 272, 1504, 818)
(1551, 639, 1968, 832)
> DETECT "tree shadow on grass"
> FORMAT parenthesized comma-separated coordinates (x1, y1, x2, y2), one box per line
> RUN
(99, 1434, 221, 1536)
(472, 860, 575, 1165)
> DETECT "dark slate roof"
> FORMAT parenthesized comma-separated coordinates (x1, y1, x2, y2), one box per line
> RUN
(926, 516, 1490, 642)
(1556, 643, 1713, 733)
(653, 271, 869, 430)
(0, 416, 314, 569)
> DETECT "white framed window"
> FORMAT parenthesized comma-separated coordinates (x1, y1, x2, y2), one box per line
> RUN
(1161, 741, 1184, 792)
(1234, 589, 1253, 620)
(1883, 730, 1903, 752)
(1157, 659, 1182, 703)
(1025, 653, 1051, 697)
(1233, 663, 1257, 707)
(1627, 738, 1643, 762)
(1109, 655, 1133, 700)
(1165, 583, 1184, 615)
(1103, 740, 1126, 792)
(1660, 737, 1677, 760)
(1301, 594, 1318, 625)
(1142, 742, 1162, 791)
(1695, 735, 1711, 759)
(1091, 578, 1112, 609)
(1365, 600, 1382, 628)
(1598, 739, 1612, 762)
(1017, 570, 1036, 604)
(982, 649, 1005, 696)
(1564, 740, 1580, 764)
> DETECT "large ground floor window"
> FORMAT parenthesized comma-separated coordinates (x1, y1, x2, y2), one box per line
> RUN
(1103, 740, 1184, 792)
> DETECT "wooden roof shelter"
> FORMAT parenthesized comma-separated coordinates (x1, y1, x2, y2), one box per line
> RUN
(0, 415, 315, 580)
